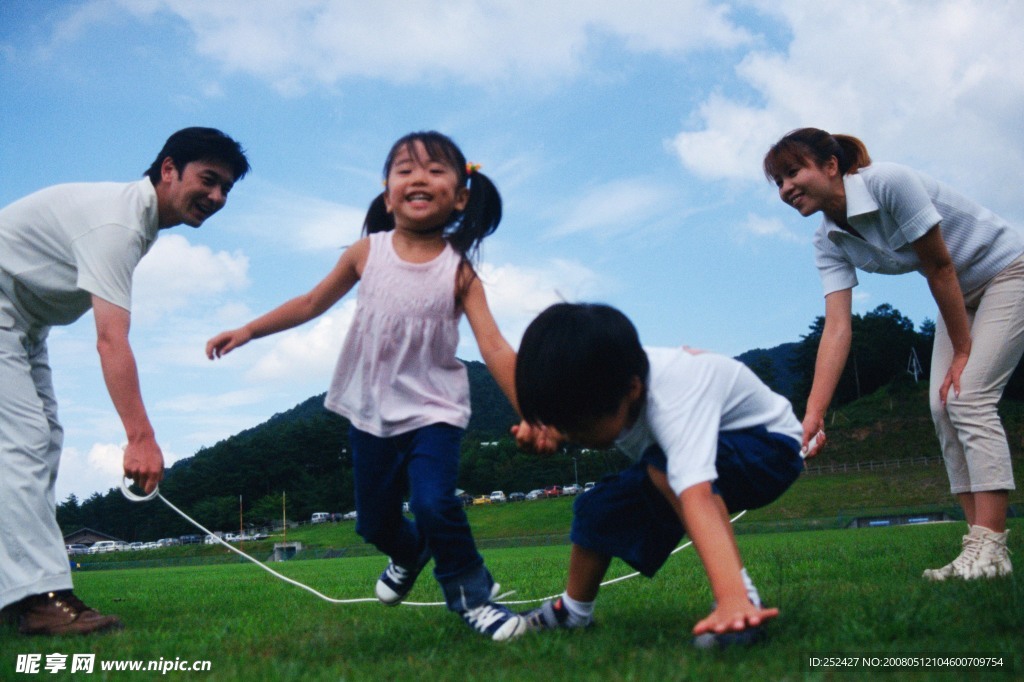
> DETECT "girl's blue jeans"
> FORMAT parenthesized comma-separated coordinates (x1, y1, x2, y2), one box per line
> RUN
(349, 423, 494, 611)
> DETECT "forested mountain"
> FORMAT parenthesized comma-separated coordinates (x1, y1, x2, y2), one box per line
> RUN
(57, 361, 605, 540)
(57, 303, 1024, 541)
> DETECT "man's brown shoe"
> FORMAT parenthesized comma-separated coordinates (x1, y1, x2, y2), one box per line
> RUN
(15, 591, 123, 636)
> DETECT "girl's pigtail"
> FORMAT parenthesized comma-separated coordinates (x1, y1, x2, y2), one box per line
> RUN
(362, 193, 393, 236)
(448, 170, 502, 262)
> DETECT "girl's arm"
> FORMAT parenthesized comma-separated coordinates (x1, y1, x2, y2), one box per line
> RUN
(912, 224, 971, 403)
(206, 238, 368, 359)
(459, 263, 519, 413)
(803, 288, 853, 455)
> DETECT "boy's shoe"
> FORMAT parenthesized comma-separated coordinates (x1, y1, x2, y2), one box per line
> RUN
(15, 591, 123, 636)
(375, 549, 430, 605)
(923, 526, 1011, 581)
(692, 625, 766, 650)
(460, 601, 527, 641)
(522, 597, 591, 631)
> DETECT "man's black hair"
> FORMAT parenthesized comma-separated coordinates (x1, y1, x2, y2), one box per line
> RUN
(516, 302, 649, 431)
(144, 127, 250, 184)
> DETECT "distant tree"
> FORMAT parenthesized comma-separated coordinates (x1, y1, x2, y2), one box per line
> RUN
(747, 355, 777, 390)
(56, 494, 82, 534)
(249, 493, 287, 527)
(791, 303, 923, 413)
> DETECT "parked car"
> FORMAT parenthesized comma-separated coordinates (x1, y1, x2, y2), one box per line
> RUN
(472, 495, 491, 505)
(544, 485, 562, 498)
(66, 544, 89, 555)
(127, 542, 145, 551)
(88, 541, 118, 554)
(342, 511, 358, 520)
(508, 492, 525, 502)
(204, 534, 220, 545)
(179, 534, 202, 545)
(562, 484, 581, 495)
(311, 512, 330, 524)
(489, 491, 507, 503)
(251, 532, 270, 541)
(526, 489, 545, 501)
(584, 481, 596, 492)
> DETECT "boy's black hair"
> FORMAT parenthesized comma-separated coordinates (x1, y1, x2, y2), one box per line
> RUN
(144, 127, 250, 184)
(363, 131, 501, 262)
(516, 302, 649, 431)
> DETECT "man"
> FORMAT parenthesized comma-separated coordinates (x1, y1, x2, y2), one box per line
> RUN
(0, 127, 250, 635)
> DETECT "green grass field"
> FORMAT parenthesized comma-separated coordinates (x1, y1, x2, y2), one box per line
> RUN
(4, 517, 1021, 681)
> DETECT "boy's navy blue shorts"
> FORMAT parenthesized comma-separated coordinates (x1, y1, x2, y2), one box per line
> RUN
(569, 426, 802, 577)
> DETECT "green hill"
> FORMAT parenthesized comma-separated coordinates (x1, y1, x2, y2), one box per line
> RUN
(60, 355, 1024, 545)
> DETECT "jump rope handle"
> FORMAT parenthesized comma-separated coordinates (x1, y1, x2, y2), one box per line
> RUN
(120, 476, 160, 502)
(801, 430, 825, 458)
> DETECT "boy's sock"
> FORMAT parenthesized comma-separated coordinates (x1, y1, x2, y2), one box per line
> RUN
(740, 567, 762, 608)
(560, 592, 594, 627)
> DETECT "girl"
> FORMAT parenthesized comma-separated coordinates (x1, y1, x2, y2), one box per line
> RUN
(764, 128, 1023, 581)
(206, 131, 526, 641)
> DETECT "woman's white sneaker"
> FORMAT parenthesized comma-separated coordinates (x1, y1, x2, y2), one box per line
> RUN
(923, 525, 1011, 581)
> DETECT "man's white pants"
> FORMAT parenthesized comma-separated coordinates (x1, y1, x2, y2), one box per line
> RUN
(0, 292, 72, 610)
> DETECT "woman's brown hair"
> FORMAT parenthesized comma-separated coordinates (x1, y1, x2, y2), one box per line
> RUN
(763, 127, 871, 181)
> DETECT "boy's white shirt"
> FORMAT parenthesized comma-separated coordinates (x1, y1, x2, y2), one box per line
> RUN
(614, 347, 802, 497)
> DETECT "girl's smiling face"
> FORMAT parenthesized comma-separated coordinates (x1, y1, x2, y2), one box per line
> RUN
(384, 140, 468, 232)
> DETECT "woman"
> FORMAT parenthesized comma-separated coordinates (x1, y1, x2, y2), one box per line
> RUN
(764, 128, 1023, 580)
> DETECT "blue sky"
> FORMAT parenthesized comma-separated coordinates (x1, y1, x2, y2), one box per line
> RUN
(2, 0, 1023, 502)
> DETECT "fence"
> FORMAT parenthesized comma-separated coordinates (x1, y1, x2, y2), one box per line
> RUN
(803, 455, 943, 475)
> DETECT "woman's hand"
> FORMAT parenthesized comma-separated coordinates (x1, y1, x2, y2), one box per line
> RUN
(801, 414, 826, 458)
(939, 347, 970, 405)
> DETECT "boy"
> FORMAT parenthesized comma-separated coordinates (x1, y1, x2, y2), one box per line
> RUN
(513, 303, 808, 646)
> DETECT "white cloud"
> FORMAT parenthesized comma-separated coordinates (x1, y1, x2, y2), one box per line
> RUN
(117, 0, 751, 93)
(671, 0, 1024, 213)
(132, 234, 249, 319)
(155, 389, 269, 414)
(55, 441, 189, 503)
(86, 442, 125, 480)
(473, 259, 603, 347)
(236, 183, 367, 252)
(230, 259, 601, 375)
(737, 212, 802, 244)
(552, 179, 675, 238)
(852, 289, 872, 311)
(245, 300, 358, 383)
(55, 442, 126, 503)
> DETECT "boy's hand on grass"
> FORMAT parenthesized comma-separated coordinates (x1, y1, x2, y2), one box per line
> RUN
(692, 597, 779, 636)
(511, 421, 563, 454)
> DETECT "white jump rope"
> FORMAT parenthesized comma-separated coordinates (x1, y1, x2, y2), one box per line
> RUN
(116, 425, 827, 606)
(120, 477, 757, 607)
